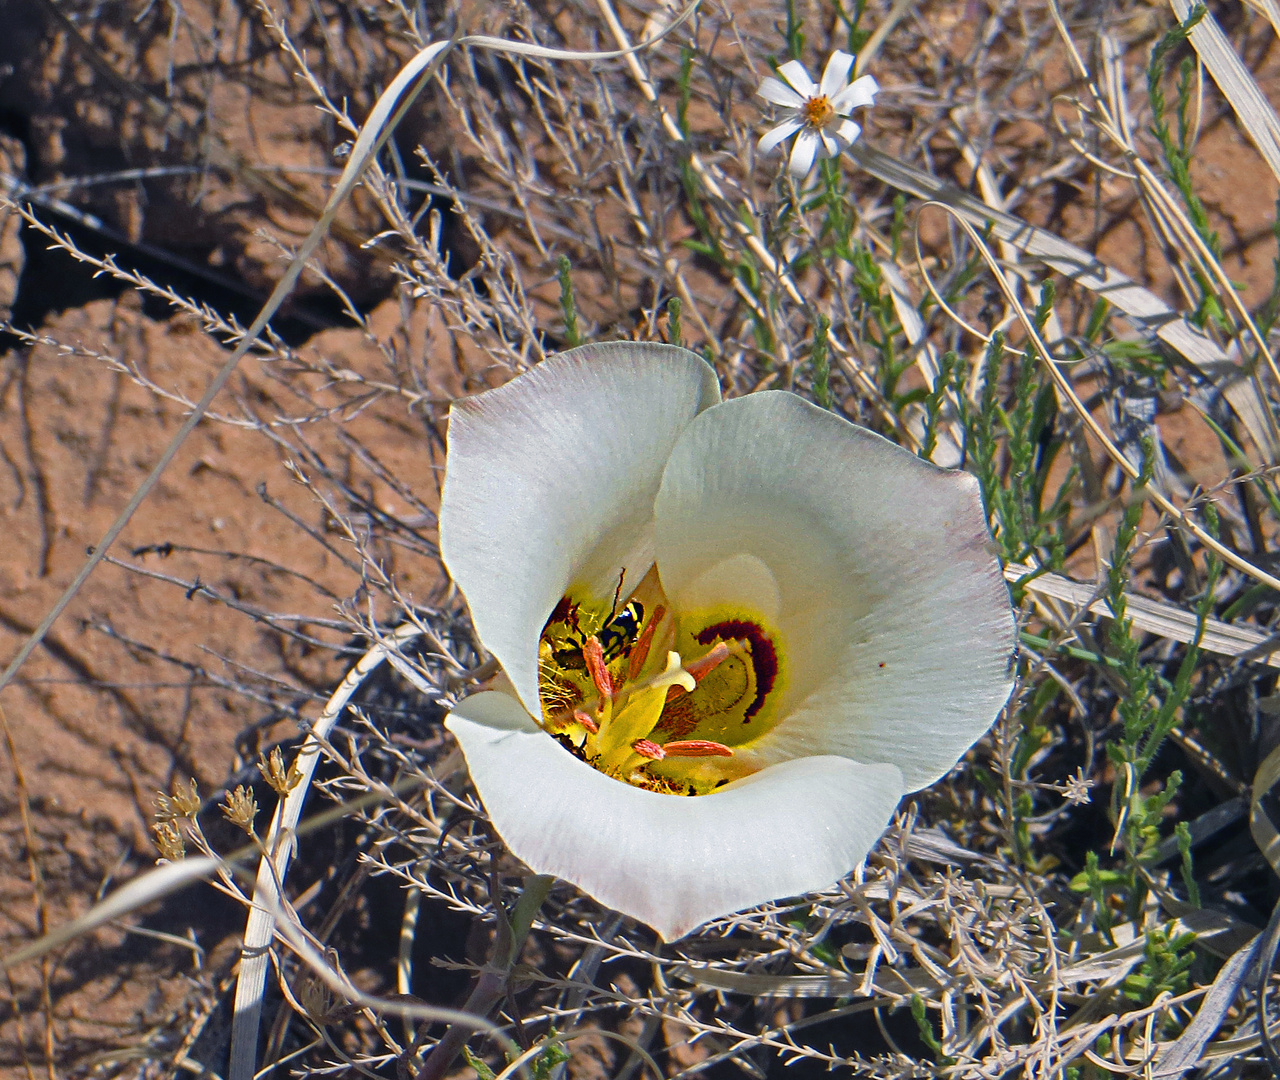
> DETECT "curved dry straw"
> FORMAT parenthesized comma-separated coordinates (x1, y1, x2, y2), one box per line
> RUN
(913, 200, 1280, 596)
(0, 768, 510, 1033)
(0, 7, 702, 1077)
(0, 1, 700, 706)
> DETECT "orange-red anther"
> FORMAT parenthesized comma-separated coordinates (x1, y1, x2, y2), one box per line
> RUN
(573, 709, 599, 735)
(662, 740, 733, 757)
(627, 605, 666, 680)
(684, 642, 730, 683)
(582, 636, 614, 699)
(632, 738, 666, 760)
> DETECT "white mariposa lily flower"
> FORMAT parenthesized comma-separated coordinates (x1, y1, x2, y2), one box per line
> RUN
(757, 50, 878, 177)
(439, 342, 1015, 940)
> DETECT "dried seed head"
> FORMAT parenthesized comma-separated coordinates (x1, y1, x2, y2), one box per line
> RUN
(152, 820, 186, 861)
(295, 947, 345, 1024)
(295, 970, 338, 1024)
(1058, 767, 1094, 807)
(220, 784, 259, 834)
(155, 777, 201, 823)
(258, 746, 302, 796)
(172, 777, 201, 817)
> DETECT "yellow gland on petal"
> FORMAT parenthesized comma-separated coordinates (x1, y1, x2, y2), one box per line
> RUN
(536, 569, 784, 795)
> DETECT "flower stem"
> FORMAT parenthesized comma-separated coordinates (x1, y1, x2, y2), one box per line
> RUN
(411, 874, 555, 1080)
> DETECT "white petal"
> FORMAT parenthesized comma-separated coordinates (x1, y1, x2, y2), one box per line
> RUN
(439, 343, 720, 719)
(787, 129, 820, 177)
(831, 73, 878, 113)
(757, 117, 803, 155)
(757, 77, 805, 108)
(446, 692, 904, 940)
(818, 131, 839, 158)
(681, 552, 781, 622)
(775, 59, 816, 98)
(818, 50, 855, 98)
(835, 119, 862, 147)
(654, 392, 1015, 792)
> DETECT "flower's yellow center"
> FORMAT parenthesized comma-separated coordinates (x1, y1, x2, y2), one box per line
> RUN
(536, 570, 781, 796)
(803, 95, 836, 129)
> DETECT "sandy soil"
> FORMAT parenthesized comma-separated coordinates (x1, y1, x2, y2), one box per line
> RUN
(0, 0, 454, 1054)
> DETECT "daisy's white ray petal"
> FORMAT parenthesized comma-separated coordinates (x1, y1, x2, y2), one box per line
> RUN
(831, 73, 878, 113)
(654, 391, 1015, 791)
(758, 118, 804, 155)
(757, 77, 805, 108)
(788, 129, 820, 176)
(835, 119, 862, 146)
(775, 60, 816, 98)
(440, 343, 720, 719)
(818, 50, 855, 97)
(819, 131, 840, 157)
(446, 693, 905, 941)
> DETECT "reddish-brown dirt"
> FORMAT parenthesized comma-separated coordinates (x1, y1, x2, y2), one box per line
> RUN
(0, 292, 455, 1074)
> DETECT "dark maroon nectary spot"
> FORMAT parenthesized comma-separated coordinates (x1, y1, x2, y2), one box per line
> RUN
(693, 620, 778, 723)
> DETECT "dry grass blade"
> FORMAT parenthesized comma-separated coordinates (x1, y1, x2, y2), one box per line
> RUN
(1169, 0, 1280, 185)
(934, 204, 1280, 593)
(1252, 0, 1280, 37)
(0, 857, 222, 972)
(1251, 743, 1280, 879)
(1008, 564, 1280, 666)
(848, 143, 1231, 378)
(1152, 937, 1262, 1077)
(229, 624, 423, 1080)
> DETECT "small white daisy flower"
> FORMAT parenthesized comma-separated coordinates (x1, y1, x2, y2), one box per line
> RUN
(757, 50, 878, 177)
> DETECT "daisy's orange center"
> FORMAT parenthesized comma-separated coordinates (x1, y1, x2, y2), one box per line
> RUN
(803, 95, 836, 129)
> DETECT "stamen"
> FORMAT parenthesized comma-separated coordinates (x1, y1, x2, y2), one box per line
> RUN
(684, 641, 731, 682)
(803, 94, 836, 129)
(627, 605, 665, 680)
(632, 738, 666, 760)
(573, 709, 599, 735)
(582, 636, 614, 699)
(662, 740, 734, 758)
